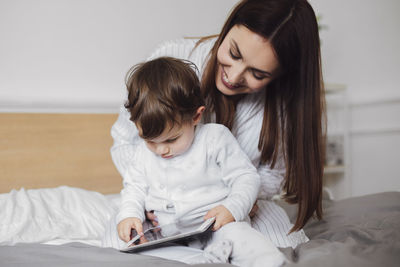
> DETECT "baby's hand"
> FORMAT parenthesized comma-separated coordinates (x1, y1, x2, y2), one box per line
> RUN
(117, 217, 143, 243)
(204, 205, 235, 231)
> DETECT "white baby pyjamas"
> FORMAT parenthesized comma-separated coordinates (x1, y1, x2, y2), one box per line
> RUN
(104, 124, 286, 267)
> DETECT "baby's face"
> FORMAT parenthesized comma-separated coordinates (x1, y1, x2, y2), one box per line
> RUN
(142, 122, 196, 159)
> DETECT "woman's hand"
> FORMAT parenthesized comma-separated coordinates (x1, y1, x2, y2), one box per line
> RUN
(204, 205, 235, 231)
(117, 217, 145, 243)
(249, 203, 259, 218)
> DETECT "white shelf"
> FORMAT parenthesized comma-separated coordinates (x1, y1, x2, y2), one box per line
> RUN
(323, 83, 351, 199)
(325, 83, 346, 93)
(324, 165, 345, 174)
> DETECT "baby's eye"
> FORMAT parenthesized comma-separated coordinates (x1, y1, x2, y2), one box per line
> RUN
(165, 137, 178, 143)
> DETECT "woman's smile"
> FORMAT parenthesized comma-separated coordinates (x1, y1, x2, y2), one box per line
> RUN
(221, 66, 242, 90)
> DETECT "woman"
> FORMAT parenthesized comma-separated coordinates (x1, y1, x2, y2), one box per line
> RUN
(109, 0, 324, 249)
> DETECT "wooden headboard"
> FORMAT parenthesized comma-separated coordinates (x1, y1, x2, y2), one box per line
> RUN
(0, 113, 122, 194)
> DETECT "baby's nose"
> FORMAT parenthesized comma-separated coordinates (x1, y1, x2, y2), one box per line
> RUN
(156, 145, 169, 155)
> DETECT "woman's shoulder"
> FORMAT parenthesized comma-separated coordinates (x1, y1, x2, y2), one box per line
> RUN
(199, 122, 229, 133)
(147, 38, 196, 59)
(147, 37, 216, 73)
(197, 123, 234, 144)
(186, 37, 216, 58)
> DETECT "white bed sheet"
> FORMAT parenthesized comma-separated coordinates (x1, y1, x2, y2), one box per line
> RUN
(0, 186, 209, 263)
(0, 186, 119, 246)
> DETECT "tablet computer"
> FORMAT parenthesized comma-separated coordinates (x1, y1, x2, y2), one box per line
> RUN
(120, 217, 215, 253)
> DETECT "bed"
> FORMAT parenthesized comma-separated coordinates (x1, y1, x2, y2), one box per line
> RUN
(1, 113, 399, 267)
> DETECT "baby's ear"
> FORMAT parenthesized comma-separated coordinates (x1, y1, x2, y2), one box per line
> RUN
(192, 106, 205, 125)
(135, 123, 146, 139)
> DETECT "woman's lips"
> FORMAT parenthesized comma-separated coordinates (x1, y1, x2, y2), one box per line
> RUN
(221, 67, 240, 90)
(162, 155, 173, 159)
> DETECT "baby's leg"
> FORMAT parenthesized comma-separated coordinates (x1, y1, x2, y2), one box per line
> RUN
(208, 221, 287, 267)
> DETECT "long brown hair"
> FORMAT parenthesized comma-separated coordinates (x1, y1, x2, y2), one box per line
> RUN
(200, 0, 325, 232)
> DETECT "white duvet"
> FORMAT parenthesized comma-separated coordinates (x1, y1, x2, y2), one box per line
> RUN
(0, 186, 213, 263)
(0, 186, 119, 246)
(0, 186, 289, 265)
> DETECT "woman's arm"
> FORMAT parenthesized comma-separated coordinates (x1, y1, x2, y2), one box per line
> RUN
(232, 91, 286, 200)
(257, 159, 285, 200)
(110, 105, 141, 177)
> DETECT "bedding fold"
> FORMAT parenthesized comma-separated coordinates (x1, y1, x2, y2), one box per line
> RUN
(0, 186, 117, 246)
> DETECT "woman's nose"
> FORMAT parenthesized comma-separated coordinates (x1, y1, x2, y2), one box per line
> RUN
(227, 65, 245, 85)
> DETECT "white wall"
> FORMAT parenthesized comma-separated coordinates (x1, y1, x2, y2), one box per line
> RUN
(1, 0, 399, 198)
(309, 0, 400, 102)
(0, 0, 238, 112)
(309, 0, 400, 198)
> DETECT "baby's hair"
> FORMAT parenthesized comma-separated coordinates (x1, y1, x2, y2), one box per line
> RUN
(124, 57, 205, 140)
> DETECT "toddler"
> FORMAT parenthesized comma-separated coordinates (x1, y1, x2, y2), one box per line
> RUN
(113, 57, 285, 267)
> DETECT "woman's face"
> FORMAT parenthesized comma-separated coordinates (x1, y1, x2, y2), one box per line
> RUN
(216, 25, 279, 95)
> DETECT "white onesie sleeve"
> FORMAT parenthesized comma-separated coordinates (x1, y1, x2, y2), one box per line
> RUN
(116, 145, 148, 224)
(209, 125, 260, 222)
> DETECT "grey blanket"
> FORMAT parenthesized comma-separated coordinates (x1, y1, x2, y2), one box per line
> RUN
(281, 191, 400, 267)
(1, 192, 399, 267)
(0, 242, 231, 267)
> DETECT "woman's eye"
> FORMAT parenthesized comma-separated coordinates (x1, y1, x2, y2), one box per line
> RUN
(229, 49, 241, 60)
(252, 70, 267, 80)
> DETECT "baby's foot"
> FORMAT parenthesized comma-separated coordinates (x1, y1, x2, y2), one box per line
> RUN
(203, 239, 233, 263)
